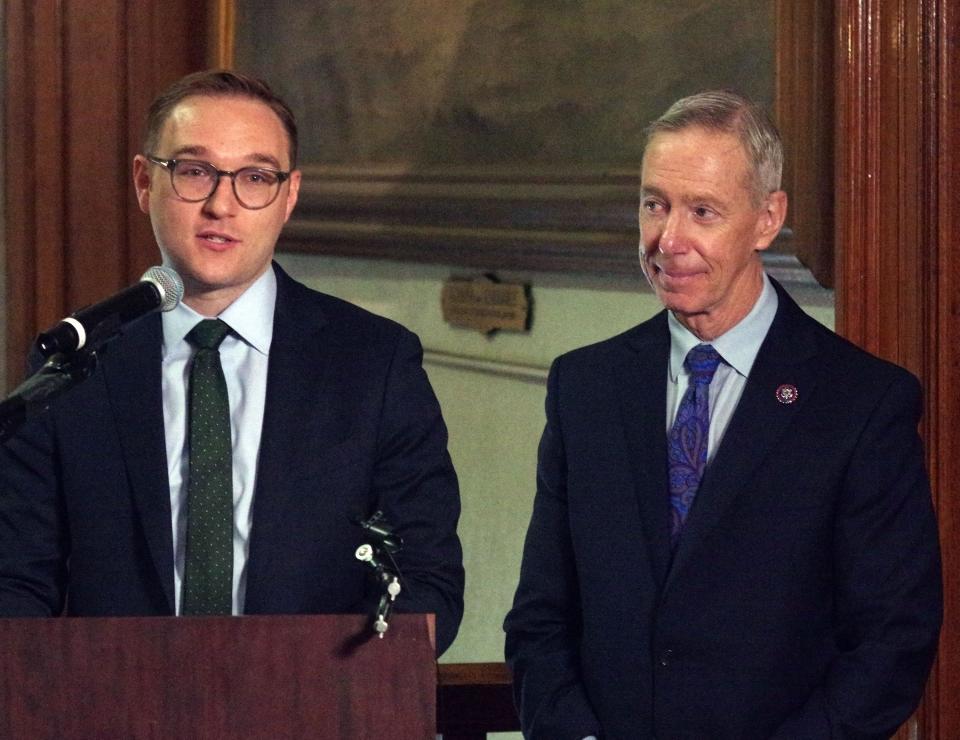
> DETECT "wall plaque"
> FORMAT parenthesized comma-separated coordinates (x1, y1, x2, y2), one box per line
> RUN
(441, 276, 530, 334)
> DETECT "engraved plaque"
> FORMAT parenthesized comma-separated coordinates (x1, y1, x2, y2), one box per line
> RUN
(441, 275, 530, 334)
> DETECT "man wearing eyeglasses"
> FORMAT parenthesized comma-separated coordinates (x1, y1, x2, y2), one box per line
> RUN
(0, 70, 464, 655)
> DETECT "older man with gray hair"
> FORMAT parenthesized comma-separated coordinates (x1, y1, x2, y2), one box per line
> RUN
(504, 90, 941, 739)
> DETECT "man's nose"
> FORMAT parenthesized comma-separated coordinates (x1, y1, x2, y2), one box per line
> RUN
(202, 174, 238, 216)
(657, 211, 685, 254)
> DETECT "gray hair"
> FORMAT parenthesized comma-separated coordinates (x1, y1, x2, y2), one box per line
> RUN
(644, 90, 783, 203)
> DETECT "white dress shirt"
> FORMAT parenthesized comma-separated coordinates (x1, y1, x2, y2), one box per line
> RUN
(161, 267, 276, 615)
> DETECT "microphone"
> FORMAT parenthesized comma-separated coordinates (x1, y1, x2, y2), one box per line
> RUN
(36, 266, 184, 357)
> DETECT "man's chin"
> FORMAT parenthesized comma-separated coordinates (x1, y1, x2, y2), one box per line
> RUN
(656, 287, 702, 315)
(179, 272, 237, 299)
(661, 295, 709, 323)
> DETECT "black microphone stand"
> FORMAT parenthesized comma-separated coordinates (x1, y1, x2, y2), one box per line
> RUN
(0, 350, 99, 443)
(0, 312, 131, 443)
(354, 512, 404, 638)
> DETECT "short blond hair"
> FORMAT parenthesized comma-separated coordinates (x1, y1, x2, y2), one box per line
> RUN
(144, 69, 299, 168)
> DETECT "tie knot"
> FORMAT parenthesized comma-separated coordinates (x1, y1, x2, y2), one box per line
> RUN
(684, 344, 722, 384)
(187, 319, 231, 350)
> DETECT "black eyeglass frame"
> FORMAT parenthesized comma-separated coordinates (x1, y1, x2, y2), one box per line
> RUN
(146, 155, 291, 210)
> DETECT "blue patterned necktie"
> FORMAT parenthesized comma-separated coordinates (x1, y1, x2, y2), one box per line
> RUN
(182, 319, 233, 615)
(668, 344, 722, 546)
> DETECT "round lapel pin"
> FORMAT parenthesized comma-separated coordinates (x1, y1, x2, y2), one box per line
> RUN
(775, 383, 799, 404)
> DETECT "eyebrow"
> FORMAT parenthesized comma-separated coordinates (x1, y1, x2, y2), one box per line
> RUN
(167, 145, 286, 171)
(640, 183, 732, 209)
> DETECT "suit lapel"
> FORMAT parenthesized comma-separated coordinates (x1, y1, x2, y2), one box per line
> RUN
(243, 268, 334, 605)
(664, 285, 820, 594)
(616, 315, 674, 587)
(99, 314, 175, 612)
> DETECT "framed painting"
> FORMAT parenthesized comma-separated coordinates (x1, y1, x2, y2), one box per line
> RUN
(222, 0, 831, 286)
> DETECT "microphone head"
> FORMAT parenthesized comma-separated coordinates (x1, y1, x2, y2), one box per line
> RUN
(141, 266, 184, 311)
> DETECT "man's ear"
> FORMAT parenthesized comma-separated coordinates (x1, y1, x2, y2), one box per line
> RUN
(754, 190, 788, 252)
(132, 155, 152, 214)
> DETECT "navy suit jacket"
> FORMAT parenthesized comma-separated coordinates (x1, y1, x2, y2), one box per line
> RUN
(0, 264, 464, 654)
(504, 280, 941, 738)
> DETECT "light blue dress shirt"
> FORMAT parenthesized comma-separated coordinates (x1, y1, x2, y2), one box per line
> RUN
(666, 273, 778, 462)
(161, 267, 276, 615)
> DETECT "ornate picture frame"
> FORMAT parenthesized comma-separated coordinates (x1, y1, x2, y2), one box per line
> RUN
(222, 1, 831, 286)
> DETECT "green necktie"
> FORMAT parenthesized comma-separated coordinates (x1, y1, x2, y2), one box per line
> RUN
(181, 318, 233, 615)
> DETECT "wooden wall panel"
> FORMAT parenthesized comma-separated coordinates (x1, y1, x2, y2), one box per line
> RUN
(3, 0, 210, 385)
(4, 1, 67, 379)
(63, 1, 128, 303)
(929, 2, 960, 735)
(125, 1, 167, 279)
(774, 0, 834, 287)
(836, 0, 958, 736)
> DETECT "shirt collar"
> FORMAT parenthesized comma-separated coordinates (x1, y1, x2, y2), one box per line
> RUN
(162, 265, 277, 357)
(668, 273, 778, 381)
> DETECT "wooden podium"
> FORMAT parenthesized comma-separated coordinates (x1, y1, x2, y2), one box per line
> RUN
(0, 613, 436, 739)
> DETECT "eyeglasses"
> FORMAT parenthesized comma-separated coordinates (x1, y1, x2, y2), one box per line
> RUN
(146, 155, 291, 210)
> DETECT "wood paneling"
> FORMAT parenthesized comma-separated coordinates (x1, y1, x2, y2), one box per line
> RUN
(3, 0, 209, 385)
(4, 1, 66, 380)
(835, 0, 959, 736)
(928, 2, 960, 735)
(775, 0, 835, 287)
(933, 0, 960, 733)
(437, 662, 519, 738)
(64, 2, 128, 303)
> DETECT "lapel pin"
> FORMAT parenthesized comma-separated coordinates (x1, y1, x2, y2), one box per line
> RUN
(775, 383, 799, 404)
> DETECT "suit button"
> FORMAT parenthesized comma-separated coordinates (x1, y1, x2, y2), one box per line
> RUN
(659, 649, 673, 666)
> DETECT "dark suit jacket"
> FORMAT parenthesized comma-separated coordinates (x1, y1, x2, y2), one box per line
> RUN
(0, 263, 464, 654)
(504, 280, 941, 738)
